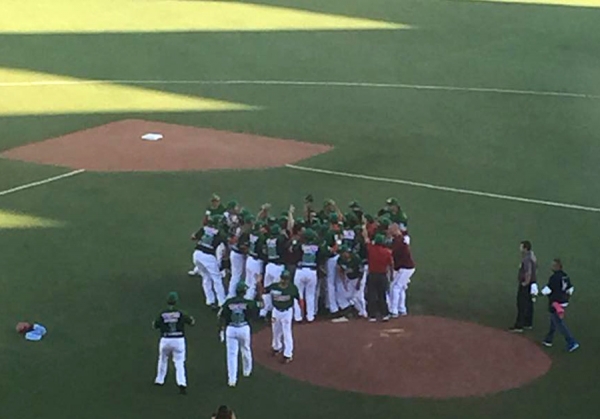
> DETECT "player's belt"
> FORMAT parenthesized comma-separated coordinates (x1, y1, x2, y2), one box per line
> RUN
(197, 246, 216, 255)
(162, 332, 184, 338)
(298, 265, 317, 270)
(227, 322, 249, 328)
(231, 247, 244, 254)
(267, 261, 283, 265)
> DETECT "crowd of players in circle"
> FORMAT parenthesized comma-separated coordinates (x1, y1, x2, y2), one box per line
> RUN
(188, 193, 416, 325)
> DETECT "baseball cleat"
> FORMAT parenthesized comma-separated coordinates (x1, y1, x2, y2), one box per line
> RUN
(187, 270, 197, 276)
(509, 327, 524, 333)
(391, 313, 400, 319)
(368, 318, 377, 323)
(228, 382, 236, 387)
(153, 382, 164, 386)
(243, 372, 252, 378)
(331, 317, 349, 323)
(524, 326, 533, 330)
(542, 341, 553, 348)
(382, 315, 391, 322)
(399, 312, 408, 317)
(271, 348, 282, 357)
(282, 357, 293, 364)
(568, 343, 580, 353)
(178, 385, 187, 395)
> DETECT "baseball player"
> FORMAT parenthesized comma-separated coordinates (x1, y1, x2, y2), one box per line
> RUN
(323, 213, 343, 315)
(389, 223, 416, 317)
(218, 281, 260, 387)
(337, 245, 367, 318)
(153, 292, 195, 395)
(262, 270, 300, 363)
(379, 198, 410, 243)
(227, 215, 252, 299)
(292, 228, 320, 323)
(541, 259, 579, 352)
(260, 224, 287, 317)
(191, 216, 227, 308)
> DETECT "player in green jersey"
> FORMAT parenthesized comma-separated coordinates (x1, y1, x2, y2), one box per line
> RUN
(218, 282, 261, 387)
(379, 197, 410, 243)
(292, 228, 321, 323)
(323, 213, 343, 315)
(260, 224, 288, 317)
(262, 270, 300, 363)
(153, 292, 195, 395)
(337, 245, 367, 318)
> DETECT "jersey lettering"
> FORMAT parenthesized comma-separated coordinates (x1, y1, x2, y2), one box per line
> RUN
(301, 244, 319, 266)
(199, 226, 219, 249)
(266, 238, 278, 259)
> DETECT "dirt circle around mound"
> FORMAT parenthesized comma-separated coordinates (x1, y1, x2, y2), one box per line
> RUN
(253, 316, 551, 399)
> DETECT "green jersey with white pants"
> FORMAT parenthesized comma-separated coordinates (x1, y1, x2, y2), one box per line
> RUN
(153, 292, 195, 392)
(266, 277, 300, 360)
(219, 294, 260, 387)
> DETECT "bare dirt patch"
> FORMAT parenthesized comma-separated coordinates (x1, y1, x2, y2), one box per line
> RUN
(1, 119, 332, 172)
(253, 316, 551, 399)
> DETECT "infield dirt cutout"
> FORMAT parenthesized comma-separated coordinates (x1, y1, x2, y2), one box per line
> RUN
(253, 316, 552, 399)
(1, 119, 332, 171)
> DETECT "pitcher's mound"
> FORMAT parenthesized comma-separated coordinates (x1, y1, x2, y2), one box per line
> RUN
(253, 316, 551, 399)
(1, 119, 332, 172)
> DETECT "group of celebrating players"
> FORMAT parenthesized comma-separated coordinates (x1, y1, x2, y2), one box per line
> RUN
(188, 193, 415, 323)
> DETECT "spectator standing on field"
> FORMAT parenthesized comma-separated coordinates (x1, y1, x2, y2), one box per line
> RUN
(541, 259, 579, 352)
(510, 240, 538, 332)
(361, 217, 393, 322)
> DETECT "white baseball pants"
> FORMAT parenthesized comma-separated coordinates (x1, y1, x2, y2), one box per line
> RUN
(325, 255, 340, 314)
(272, 307, 294, 358)
(244, 257, 263, 300)
(260, 263, 285, 317)
(293, 267, 318, 322)
(227, 250, 247, 298)
(154, 337, 187, 386)
(338, 276, 367, 317)
(390, 268, 416, 315)
(193, 250, 226, 306)
(225, 325, 252, 386)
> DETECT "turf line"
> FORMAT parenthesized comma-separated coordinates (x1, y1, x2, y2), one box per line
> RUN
(286, 164, 600, 213)
(0, 169, 86, 197)
(0, 79, 598, 100)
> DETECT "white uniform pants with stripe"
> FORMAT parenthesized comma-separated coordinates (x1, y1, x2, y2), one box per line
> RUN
(272, 307, 294, 358)
(325, 255, 340, 313)
(193, 250, 226, 306)
(227, 250, 247, 298)
(154, 337, 187, 386)
(260, 263, 284, 317)
(225, 325, 252, 386)
(390, 268, 416, 315)
(244, 256, 263, 300)
(293, 267, 317, 322)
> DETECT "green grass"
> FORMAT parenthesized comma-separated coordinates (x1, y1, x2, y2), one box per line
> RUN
(1, 0, 600, 418)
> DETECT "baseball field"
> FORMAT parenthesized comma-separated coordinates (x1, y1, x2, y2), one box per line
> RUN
(2, 0, 600, 418)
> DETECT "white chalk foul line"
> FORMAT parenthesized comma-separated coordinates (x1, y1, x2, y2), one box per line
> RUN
(0, 169, 86, 197)
(0, 79, 599, 100)
(285, 164, 600, 213)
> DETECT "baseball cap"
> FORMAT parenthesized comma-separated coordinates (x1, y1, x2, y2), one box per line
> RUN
(281, 270, 292, 279)
(349, 200, 361, 209)
(210, 194, 220, 202)
(373, 234, 385, 245)
(329, 213, 339, 223)
(386, 198, 399, 206)
(167, 292, 179, 305)
(226, 200, 238, 210)
(236, 281, 248, 294)
(270, 225, 281, 235)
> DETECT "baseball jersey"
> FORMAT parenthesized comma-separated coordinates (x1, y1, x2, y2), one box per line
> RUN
(391, 235, 415, 270)
(341, 228, 357, 249)
(337, 252, 363, 280)
(206, 204, 226, 217)
(297, 241, 320, 269)
(323, 228, 342, 258)
(247, 232, 266, 259)
(219, 297, 259, 327)
(265, 234, 287, 264)
(378, 208, 408, 227)
(195, 225, 226, 255)
(265, 283, 300, 311)
(154, 307, 194, 338)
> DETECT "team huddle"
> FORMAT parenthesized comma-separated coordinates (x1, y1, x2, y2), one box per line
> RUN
(188, 194, 416, 386)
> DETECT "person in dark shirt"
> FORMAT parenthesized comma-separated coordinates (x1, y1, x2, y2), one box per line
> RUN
(153, 292, 195, 395)
(510, 240, 538, 332)
(540, 259, 579, 352)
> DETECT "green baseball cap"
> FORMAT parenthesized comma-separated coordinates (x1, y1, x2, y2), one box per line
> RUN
(270, 224, 281, 235)
(365, 214, 374, 223)
(339, 244, 351, 253)
(329, 213, 339, 223)
(281, 270, 292, 280)
(323, 199, 335, 206)
(303, 228, 316, 240)
(267, 216, 277, 225)
(167, 291, 179, 305)
(235, 281, 248, 294)
(378, 216, 391, 227)
(210, 194, 220, 202)
(349, 200, 361, 209)
(226, 200, 238, 210)
(244, 214, 255, 224)
(373, 234, 386, 245)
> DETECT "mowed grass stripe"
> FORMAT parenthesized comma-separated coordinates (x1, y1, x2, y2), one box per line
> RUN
(286, 164, 600, 213)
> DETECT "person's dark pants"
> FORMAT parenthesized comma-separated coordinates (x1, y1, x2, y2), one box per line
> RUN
(367, 272, 389, 319)
(514, 284, 534, 328)
(545, 311, 577, 346)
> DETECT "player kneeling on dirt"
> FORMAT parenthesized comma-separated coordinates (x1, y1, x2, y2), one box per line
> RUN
(261, 270, 300, 363)
(218, 281, 261, 387)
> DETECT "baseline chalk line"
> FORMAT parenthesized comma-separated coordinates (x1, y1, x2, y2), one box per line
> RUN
(0, 169, 86, 197)
(285, 164, 600, 213)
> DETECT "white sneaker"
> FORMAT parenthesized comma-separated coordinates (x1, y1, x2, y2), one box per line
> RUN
(228, 382, 236, 387)
(187, 270, 197, 276)
(331, 317, 349, 323)
(382, 315, 391, 322)
(368, 318, 377, 323)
